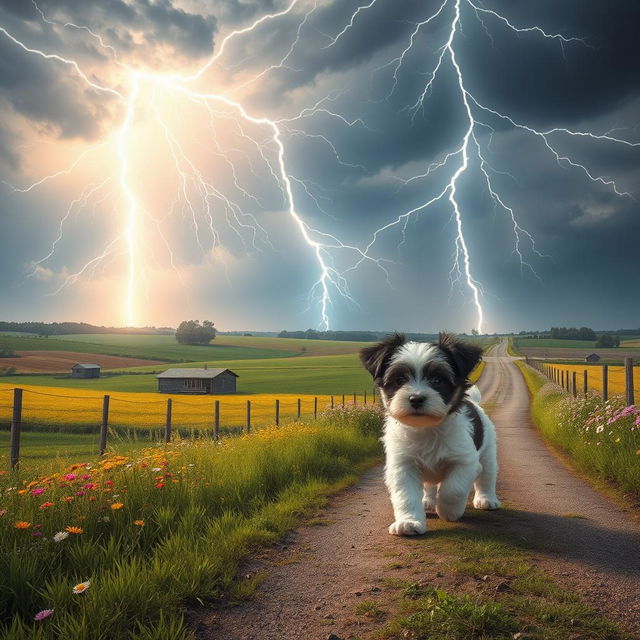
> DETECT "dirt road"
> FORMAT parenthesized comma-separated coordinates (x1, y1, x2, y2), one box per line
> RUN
(195, 340, 640, 639)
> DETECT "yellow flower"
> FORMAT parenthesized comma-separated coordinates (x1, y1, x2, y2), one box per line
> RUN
(134, 520, 145, 527)
(14, 521, 31, 529)
(65, 526, 83, 535)
(111, 503, 124, 510)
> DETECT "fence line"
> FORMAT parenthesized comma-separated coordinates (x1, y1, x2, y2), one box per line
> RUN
(3, 388, 380, 470)
(525, 357, 636, 404)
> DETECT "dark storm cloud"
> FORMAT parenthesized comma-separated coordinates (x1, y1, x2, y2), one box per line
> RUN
(0, 0, 638, 330)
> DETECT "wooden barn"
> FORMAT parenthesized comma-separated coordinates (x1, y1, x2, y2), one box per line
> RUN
(156, 367, 238, 394)
(71, 363, 101, 379)
(585, 353, 601, 363)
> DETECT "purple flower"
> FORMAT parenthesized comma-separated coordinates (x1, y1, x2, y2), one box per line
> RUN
(34, 609, 54, 621)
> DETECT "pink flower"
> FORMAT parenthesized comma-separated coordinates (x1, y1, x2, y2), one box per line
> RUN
(75, 491, 86, 497)
(30, 488, 46, 496)
(81, 474, 92, 480)
(34, 609, 54, 621)
(83, 483, 96, 490)
(64, 473, 77, 481)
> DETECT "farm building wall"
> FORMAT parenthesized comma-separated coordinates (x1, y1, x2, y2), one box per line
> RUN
(71, 367, 100, 379)
(158, 371, 237, 394)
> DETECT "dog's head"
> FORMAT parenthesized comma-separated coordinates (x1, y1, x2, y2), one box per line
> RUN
(360, 332, 482, 427)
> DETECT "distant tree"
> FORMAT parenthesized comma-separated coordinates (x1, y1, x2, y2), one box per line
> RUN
(595, 334, 620, 348)
(175, 320, 217, 345)
(0, 346, 16, 358)
(471, 329, 479, 336)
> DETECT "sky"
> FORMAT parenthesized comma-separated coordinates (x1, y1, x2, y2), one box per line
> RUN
(0, 0, 638, 334)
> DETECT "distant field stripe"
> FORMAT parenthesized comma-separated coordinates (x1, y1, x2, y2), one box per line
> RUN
(547, 363, 640, 397)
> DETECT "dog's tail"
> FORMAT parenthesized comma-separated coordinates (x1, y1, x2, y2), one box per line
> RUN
(466, 385, 481, 404)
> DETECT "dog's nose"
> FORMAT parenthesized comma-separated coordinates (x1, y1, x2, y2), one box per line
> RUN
(409, 394, 425, 409)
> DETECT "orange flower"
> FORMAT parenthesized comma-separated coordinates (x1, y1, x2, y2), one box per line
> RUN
(65, 526, 83, 535)
(39, 502, 55, 509)
(155, 482, 165, 489)
(62, 496, 74, 503)
(134, 520, 145, 527)
(14, 521, 31, 529)
(111, 503, 124, 510)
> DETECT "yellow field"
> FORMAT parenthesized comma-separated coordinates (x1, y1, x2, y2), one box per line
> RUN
(0, 383, 373, 433)
(545, 363, 640, 398)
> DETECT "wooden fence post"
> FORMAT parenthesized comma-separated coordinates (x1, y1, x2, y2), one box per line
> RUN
(625, 358, 635, 406)
(314, 396, 318, 419)
(331, 395, 334, 409)
(342, 393, 345, 406)
(275, 399, 280, 426)
(164, 398, 172, 443)
(99, 394, 110, 456)
(561, 370, 565, 389)
(246, 400, 251, 434)
(353, 392, 356, 405)
(602, 365, 608, 402)
(572, 371, 577, 397)
(214, 400, 220, 440)
(10, 388, 22, 470)
(364, 390, 367, 404)
(583, 370, 588, 396)
(297, 398, 301, 419)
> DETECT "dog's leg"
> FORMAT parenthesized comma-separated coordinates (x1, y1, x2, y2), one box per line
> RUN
(473, 443, 500, 510)
(385, 460, 427, 535)
(422, 483, 437, 513)
(436, 464, 477, 522)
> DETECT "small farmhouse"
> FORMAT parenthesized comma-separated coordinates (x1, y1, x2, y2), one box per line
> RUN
(71, 363, 101, 379)
(585, 353, 601, 363)
(156, 367, 238, 394)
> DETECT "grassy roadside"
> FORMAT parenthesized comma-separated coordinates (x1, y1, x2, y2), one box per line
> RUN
(0, 406, 383, 639)
(362, 512, 628, 640)
(515, 361, 640, 503)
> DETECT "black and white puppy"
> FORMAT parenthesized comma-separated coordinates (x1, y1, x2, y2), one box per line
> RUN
(360, 332, 500, 536)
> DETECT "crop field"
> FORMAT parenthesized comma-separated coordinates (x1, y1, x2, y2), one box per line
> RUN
(544, 362, 640, 397)
(0, 383, 352, 434)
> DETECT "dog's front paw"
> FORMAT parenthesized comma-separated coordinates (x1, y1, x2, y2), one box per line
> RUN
(422, 497, 437, 513)
(388, 519, 427, 536)
(473, 495, 501, 510)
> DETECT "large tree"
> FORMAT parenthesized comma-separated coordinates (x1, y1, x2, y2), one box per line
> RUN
(175, 320, 217, 345)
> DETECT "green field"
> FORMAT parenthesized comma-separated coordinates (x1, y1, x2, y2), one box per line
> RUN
(1, 334, 496, 394)
(514, 338, 599, 349)
(0, 333, 300, 362)
(0, 353, 372, 394)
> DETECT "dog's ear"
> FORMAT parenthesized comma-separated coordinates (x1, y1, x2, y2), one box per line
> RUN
(359, 333, 406, 385)
(437, 332, 483, 380)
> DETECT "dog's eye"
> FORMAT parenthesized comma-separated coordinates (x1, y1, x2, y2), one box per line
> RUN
(430, 376, 443, 386)
(393, 375, 407, 386)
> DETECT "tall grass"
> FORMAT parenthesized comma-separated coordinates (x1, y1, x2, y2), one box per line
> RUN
(517, 362, 640, 500)
(0, 405, 383, 639)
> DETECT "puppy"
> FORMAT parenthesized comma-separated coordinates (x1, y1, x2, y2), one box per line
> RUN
(360, 332, 500, 536)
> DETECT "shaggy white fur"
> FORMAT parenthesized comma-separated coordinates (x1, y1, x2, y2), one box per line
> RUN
(361, 335, 500, 536)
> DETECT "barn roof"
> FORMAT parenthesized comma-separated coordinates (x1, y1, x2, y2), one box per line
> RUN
(156, 368, 238, 379)
(72, 363, 101, 369)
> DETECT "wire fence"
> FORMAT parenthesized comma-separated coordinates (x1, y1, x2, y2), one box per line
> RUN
(526, 356, 637, 404)
(1, 386, 380, 468)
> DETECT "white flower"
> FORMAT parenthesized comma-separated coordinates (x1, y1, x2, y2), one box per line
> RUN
(101, 516, 110, 522)
(151, 468, 162, 472)
(72, 580, 90, 594)
(53, 531, 69, 542)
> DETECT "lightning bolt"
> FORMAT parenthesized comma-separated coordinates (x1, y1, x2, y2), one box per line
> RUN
(2, 2, 382, 330)
(330, 0, 637, 333)
(1, 1, 636, 332)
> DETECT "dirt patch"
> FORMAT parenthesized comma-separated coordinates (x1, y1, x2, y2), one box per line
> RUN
(0, 351, 167, 373)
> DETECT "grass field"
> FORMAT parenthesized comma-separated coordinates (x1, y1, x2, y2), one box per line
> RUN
(0, 407, 383, 639)
(514, 338, 598, 349)
(517, 361, 640, 502)
(543, 363, 640, 398)
(0, 334, 301, 363)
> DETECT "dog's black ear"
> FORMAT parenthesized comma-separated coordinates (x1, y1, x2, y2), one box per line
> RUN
(359, 333, 406, 385)
(437, 332, 483, 380)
